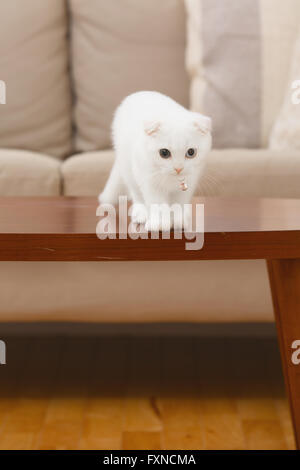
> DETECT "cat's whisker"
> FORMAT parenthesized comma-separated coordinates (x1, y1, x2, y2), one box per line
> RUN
(197, 171, 222, 197)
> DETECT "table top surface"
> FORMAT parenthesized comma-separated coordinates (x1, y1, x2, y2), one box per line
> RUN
(0, 196, 300, 233)
(0, 196, 300, 261)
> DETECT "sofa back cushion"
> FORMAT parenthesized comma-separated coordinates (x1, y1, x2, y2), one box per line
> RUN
(0, 0, 72, 159)
(185, 0, 300, 148)
(70, 0, 189, 152)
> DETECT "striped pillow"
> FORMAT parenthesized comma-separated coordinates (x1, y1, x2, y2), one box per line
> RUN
(185, 0, 300, 149)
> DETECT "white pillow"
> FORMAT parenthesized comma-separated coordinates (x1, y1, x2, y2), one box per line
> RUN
(269, 30, 300, 151)
(185, 0, 300, 149)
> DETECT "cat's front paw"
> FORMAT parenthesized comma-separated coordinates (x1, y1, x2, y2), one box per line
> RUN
(173, 217, 184, 230)
(145, 215, 171, 232)
(130, 203, 148, 224)
(173, 209, 192, 231)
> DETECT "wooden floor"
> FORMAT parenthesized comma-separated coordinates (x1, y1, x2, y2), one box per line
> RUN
(0, 335, 295, 450)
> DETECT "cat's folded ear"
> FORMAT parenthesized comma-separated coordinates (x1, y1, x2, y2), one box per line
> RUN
(192, 113, 212, 135)
(144, 121, 161, 136)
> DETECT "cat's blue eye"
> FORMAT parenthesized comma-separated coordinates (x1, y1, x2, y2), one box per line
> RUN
(159, 149, 171, 159)
(185, 148, 197, 158)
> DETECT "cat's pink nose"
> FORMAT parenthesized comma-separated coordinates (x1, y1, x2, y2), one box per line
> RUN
(175, 167, 183, 174)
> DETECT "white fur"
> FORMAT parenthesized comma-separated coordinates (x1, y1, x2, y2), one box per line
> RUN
(99, 91, 212, 230)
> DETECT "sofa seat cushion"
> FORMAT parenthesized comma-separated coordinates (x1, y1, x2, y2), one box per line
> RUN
(62, 150, 114, 196)
(62, 149, 300, 198)
(0, 149, 61, 196)
(204, 149, 300, 198)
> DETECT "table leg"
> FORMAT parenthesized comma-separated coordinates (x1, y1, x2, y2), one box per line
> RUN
(267, 259, 300, 449)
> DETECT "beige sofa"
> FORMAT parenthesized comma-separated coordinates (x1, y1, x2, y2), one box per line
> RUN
(1, 0, 299, 324)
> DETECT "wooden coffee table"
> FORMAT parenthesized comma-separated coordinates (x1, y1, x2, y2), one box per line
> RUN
(1, 196, 300, 448)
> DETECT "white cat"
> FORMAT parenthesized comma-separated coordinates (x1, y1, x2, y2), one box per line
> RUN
(99, 91, 212, 230)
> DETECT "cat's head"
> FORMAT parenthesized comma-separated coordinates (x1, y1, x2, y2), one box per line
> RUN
(143, 112, 212, 181)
